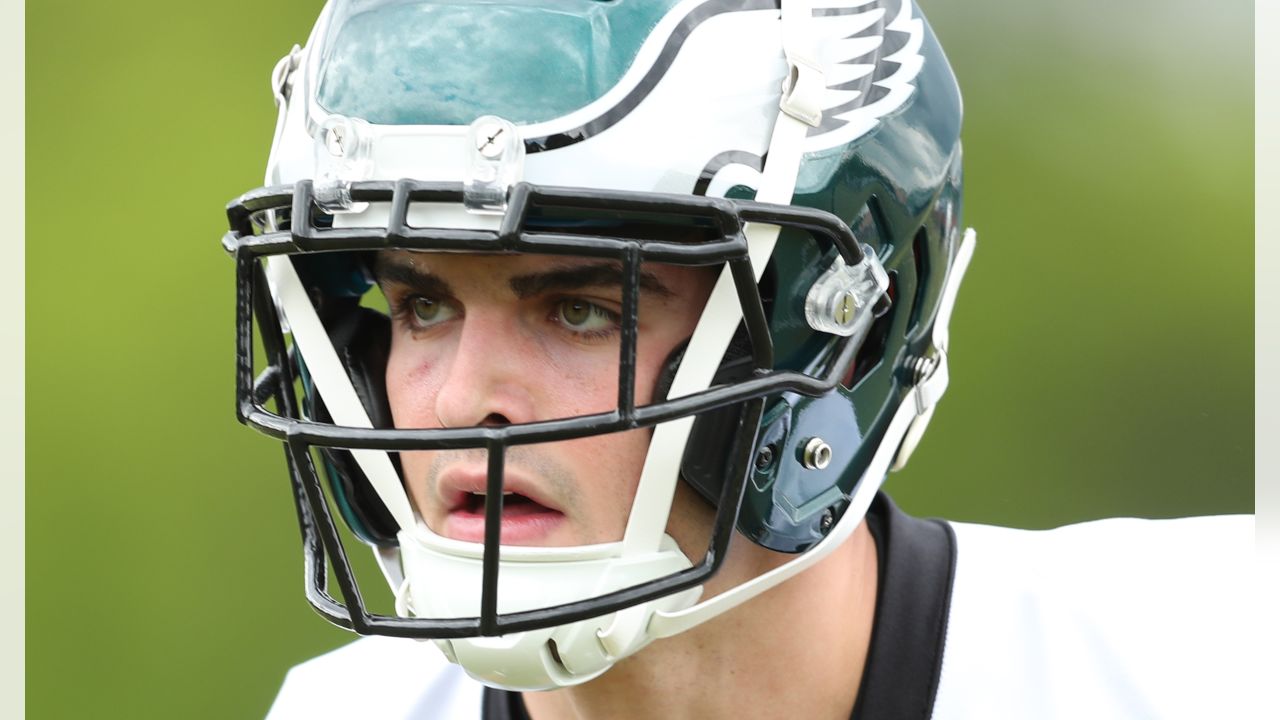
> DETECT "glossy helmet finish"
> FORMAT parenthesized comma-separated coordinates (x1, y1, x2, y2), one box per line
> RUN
(224, 0, 974, 691)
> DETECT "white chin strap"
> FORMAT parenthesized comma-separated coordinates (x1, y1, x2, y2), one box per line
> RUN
(262, 0, 974, 691)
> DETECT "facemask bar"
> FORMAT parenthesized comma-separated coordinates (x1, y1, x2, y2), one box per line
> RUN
(226, 179, 881, 639)
(244, 257, 354, 629)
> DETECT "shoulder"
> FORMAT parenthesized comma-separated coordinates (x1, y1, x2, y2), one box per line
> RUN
(932, 515, 1254, 720)
(266, 636, 484, 720)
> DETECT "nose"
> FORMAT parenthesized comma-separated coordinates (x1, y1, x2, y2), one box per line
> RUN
(433, 307, 537, 429)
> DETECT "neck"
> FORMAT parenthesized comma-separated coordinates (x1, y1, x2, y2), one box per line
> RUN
(522, 521, 879, 720)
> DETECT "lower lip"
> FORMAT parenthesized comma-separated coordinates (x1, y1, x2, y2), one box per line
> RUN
(444, 500, 565, 545)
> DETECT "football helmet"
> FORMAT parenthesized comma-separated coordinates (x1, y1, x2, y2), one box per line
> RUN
(224, 0, 975, 690)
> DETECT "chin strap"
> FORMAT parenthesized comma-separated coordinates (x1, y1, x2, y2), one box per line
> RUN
(649, 227, 977, 639)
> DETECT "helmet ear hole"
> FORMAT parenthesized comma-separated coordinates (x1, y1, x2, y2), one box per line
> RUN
(302, 305, 403, 546)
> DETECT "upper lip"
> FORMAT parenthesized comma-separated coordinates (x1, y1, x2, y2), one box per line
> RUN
(435, 466, 560, 514)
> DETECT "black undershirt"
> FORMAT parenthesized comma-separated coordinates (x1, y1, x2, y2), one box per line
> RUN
(482, 493, 956, 720)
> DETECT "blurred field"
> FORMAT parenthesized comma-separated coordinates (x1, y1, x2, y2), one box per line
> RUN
(26, 1, 1253, 717)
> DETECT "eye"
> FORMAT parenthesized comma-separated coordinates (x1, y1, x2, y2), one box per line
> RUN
(404, 295, 457, 329)
(554, 299, 619, 335)
(411, 297, 442, 323)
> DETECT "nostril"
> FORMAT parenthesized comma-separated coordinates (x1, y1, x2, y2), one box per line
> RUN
(480, 413, 511, 427)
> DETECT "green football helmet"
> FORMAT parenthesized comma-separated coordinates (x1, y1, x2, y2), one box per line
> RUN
(225, 0, 975, 690)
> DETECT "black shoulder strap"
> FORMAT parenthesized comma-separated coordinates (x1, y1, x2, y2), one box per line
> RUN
(481, 685, 529, 720)
(851, 493, 957, 720)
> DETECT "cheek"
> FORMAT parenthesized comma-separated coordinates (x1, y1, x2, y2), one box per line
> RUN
(631, 271, 715, 406)
(384, 338, 444, 428)
(569, 341, 693, 536)
(553, 428, 652, 541)
(631, 328, 687, 407)
(531, 347, 622, 418)
(384, 344, 436, 511)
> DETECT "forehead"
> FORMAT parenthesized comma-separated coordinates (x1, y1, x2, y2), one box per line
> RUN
(377, 249, 594, 277)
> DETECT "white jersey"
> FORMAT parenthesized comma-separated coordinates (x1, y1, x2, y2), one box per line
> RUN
(266, 634, 479, 720)
(266, 495, 1255, 719)
(933, 514, 1255, 719)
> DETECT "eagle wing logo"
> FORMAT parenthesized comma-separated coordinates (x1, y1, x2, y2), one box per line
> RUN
(694, 0, 925, 196)
(805, 0, 925, 152)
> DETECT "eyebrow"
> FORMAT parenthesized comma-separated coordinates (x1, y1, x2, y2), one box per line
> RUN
(373, 254, 455, 299)
(373, 254, 674, 300)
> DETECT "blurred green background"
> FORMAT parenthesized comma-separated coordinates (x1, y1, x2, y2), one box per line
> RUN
(26, 0, 1253, 717)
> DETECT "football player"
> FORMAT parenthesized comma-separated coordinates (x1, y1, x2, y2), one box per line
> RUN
(224, 1, 1253, 717)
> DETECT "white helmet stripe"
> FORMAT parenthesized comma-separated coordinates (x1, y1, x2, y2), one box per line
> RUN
(619, 0, 824, 557)
(263, 254, 418, 534)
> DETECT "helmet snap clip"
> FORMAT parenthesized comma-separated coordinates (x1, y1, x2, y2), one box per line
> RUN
(312, 115, 373, 213)
(804, 245, 890, 338)
(464, 115, 525, 214)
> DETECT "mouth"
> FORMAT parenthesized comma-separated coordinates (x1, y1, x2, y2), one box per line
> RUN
(438, 473, 566, 545)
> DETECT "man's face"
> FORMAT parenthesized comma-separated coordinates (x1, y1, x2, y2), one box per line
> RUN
(376, 250, 716, 548)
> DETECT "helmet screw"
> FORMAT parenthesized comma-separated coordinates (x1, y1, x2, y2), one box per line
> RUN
(802, 437, 832, 470)
(754, 444, 775, 471)
(833, 290, 857, 326)
(325, 123, 347, 157)
(820, 508, 835, 533)
(475, 122, 508, 159)
(909, 355, 938, 384)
